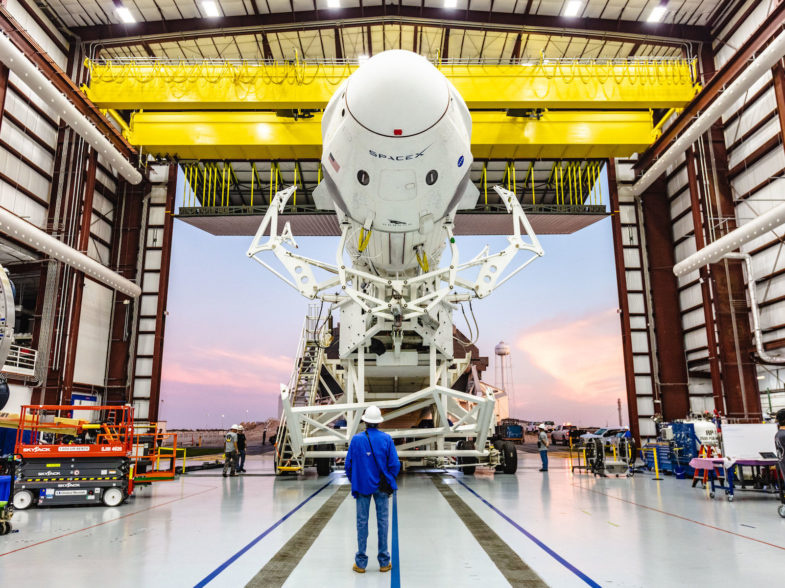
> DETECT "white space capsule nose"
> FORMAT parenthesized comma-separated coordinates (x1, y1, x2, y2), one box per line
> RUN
(345, 50, 451, 137)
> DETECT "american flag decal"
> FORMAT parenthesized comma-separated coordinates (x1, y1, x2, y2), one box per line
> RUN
(329, 152, 340, 172)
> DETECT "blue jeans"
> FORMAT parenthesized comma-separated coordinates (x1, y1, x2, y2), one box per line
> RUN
(355, 491, 390, 569)
(540, 449, 549, 470)
(238, 450, 246, 470)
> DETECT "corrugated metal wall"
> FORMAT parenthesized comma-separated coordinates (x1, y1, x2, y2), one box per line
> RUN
(0, 1, 161, 418)
(615, 0, 785, 433)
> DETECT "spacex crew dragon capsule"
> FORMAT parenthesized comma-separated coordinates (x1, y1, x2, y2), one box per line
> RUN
(313, 50, 479, 276)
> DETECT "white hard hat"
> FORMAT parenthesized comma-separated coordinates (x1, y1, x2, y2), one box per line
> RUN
(362, 405, 384, 424)
(230, 424, 239, 430)
(538, 423, 547, 430)
(238, 425, 244, 431)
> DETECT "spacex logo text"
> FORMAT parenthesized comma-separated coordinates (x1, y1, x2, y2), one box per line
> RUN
(369, 146, 429, 161)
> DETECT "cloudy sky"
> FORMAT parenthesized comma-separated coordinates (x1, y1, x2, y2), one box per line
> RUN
(159, 170, 626, 429)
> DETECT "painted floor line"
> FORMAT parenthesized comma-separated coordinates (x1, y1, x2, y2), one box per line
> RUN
(0, 485, 218, 558)
(453, 476, 601, 588)
(391, 492, 400, 588)
(574, 483, 785, 551)
(433, 475, 546, 586)
(194, 477, 335, 587)
(246, 485, 350, 587)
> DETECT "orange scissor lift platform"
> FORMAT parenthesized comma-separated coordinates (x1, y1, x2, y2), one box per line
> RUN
(10, 405, 179, 510)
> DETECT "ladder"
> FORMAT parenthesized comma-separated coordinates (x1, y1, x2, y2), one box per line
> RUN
(274, 309, 325, 474)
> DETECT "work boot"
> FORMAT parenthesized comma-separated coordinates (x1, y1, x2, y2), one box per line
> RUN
(539, 468, 548, 472)
(380, 564, 392, 573)
(352, 564, 365, 574)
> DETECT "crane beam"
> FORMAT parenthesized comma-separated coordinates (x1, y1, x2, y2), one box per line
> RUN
(127, 110, 655, 161)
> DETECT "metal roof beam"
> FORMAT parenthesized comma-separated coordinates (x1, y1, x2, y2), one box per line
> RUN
(70, 6, 710, 47)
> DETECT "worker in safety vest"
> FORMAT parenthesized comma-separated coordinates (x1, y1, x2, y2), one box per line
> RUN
(223, 425, 240, 477)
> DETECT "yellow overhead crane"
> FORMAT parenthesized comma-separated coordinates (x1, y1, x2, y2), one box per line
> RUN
(84, 57, 696, 162)
(85, 58, 696, 110)
(128, 110, 657, 161)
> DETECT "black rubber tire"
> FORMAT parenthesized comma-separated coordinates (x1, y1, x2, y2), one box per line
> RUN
(457, 440, 477, 475)
(316, 458, 331, 476)
(0, 521, 7, 535)
(502, 441, 518, 474)
(778, 504, 785, 518)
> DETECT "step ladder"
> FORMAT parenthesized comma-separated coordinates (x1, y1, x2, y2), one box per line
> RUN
(274, 308, 326, 474)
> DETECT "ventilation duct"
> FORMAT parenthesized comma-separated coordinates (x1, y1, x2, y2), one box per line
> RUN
(0, 33, 142, 185)
(626, 27, 785, 198)
(0, 207, 141, 297)
(673, 200, 785, 277)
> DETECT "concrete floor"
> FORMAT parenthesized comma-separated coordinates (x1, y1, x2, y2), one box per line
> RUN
(1, 450, 784, 587)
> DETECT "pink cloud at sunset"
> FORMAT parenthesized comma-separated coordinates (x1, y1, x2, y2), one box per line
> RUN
(510, 308, 627, 427)
(163, 348, 292, 388)
(159, 344, 293, 427)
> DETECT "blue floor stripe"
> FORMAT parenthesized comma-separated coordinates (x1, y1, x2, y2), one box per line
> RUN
(194, 478, 335, 587)
(454, 477, 601, 588)
(391, 492, 400, 588)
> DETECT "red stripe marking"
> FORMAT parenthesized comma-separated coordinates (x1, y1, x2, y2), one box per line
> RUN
(574, 483, 785, 551)
(0, 485, 217, 557)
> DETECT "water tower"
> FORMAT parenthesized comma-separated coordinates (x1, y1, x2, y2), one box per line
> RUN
(495, 341, 514, 418)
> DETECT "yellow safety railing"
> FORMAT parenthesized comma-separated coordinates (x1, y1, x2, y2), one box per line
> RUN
(85, 58, 697, 112)
(158, 446, 187, 473)
(481, 164, 488, 207)
(180, 158, 605, 211)
(86, 57, 695, 87)
(641, 446, 664, 481)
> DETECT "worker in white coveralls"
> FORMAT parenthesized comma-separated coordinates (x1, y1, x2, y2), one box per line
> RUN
(538, 423, 549, 472)
(345, 406, 401, 574)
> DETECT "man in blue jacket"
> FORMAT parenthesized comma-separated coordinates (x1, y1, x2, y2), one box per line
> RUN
(345, 405, 400, 574)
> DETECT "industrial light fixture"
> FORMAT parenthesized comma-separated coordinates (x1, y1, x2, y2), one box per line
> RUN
(116, 6, 135, 23)
(647, 4, 668, 22)
(202, 1, 220, 17)
(444, 0, 457, 8)
(563, 1, 582, 17)
(758, 375, 766, 380)
(327, 0, 340, 7)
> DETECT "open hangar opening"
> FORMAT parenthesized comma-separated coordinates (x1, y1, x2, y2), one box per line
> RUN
(0, 0, 784, 586)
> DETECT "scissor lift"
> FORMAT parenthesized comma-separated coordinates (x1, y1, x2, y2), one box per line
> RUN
(12, 405, 178, 509)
